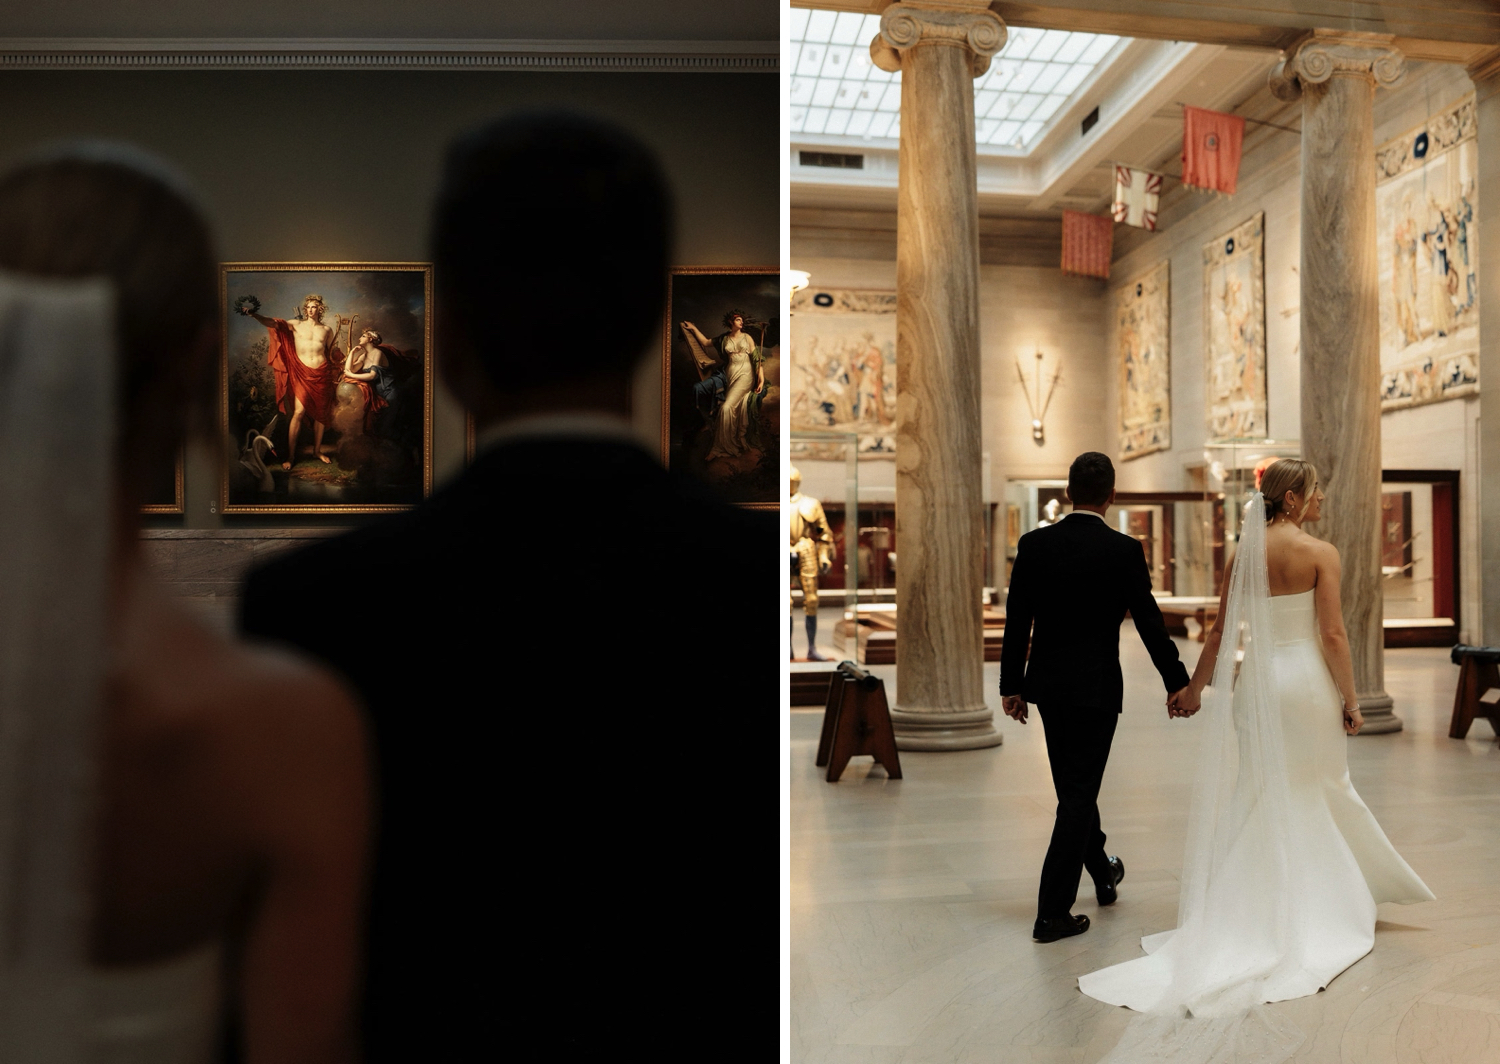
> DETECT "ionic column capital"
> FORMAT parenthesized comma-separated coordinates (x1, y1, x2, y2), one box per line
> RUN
(869, 1, 1007, 78)
(1269, 30, 1404, 101)
(1466, 45, 1500, 92)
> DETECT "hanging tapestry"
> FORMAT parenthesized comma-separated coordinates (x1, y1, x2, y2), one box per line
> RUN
(1061, 210, 1113, 279)
(1112, 166, 1163, 230)
(1202, 212, 1266, 438)
(1117, 260, 1171, 459)
(789, 287, 897, 455)
(1182, 106, 1245, 195)
(1375, 95, 1478, 411)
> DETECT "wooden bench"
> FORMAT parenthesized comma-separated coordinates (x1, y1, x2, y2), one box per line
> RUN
(816, 661, 902, 782)
(1450, 645, 1500, 739)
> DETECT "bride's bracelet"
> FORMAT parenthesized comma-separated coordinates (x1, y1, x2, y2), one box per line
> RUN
(1344, 703, 1361, 714)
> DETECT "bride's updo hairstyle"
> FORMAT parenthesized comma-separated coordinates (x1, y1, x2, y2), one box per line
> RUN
(0, 143, 217, 506)
(1260, 458, 1319, 523)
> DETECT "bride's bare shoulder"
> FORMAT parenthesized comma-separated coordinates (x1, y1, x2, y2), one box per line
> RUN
(96, 581, 367, 966)
(1299, 529, 1340, 562)
(112, 587, 361, 753)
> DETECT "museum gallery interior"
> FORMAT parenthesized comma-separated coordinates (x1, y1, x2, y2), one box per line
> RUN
(786, 1, 1500, 1061)
(0, 1, 780, 1060)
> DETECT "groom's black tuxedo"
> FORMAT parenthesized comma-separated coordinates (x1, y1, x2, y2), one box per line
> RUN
(1000, 510, 1188, 710)
(1000, 510, 1189, 919)
(239, 436, 774, 1061)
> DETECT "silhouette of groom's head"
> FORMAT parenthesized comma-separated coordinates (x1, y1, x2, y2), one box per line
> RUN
(1067, 452, 1115, 507)
(432, 110, 672, 394)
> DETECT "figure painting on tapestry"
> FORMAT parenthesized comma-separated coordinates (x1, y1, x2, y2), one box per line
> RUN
(665, 269, 779, 505)
(1117, 261, 1170, 460)
(222, 265, 431, 511)
(1202, 213, 1266, 439)
(789, 288, 896, 454)
(1376, 96, 1478, 411)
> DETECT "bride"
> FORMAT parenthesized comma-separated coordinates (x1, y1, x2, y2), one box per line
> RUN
(0, 145, 368, 1060)
(1079, 458, 1433, 1024)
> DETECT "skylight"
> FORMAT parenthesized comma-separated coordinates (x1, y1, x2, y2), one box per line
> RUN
(789, 9, 1122, 151)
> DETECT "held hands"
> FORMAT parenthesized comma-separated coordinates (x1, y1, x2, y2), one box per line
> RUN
(1002, 694, 1028, 724)
(1343, 704, 1364, 735)
(1167, 686, 1201, 718)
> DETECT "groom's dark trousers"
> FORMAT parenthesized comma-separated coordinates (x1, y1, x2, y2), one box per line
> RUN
(1000, 511, 1189, 919)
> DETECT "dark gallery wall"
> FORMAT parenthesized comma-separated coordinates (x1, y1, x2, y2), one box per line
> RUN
(0, 70, 776, 526)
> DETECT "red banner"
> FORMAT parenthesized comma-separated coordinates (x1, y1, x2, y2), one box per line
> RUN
(1061, 210, 1113, 279)
(1181, 105, 1245, 195)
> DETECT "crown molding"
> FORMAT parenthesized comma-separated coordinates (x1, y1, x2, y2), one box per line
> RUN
(0, 37, 777, 72)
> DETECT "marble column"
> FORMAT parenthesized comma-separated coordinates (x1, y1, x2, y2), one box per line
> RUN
(871, 1, 1004, 750)
(1468, 51, 1500, 645)
(1271, 32, 1405, 733)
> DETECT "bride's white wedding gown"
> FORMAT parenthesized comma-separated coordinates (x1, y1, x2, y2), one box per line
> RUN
(1079, 587, 1433, 1015)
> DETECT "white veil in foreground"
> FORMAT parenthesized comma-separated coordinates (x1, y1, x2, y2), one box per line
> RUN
(1083, 493, 1305, 1063)
(0, 272, 116, 1061)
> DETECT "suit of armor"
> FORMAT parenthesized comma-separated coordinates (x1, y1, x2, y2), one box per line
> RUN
(789, 467, 833, 659)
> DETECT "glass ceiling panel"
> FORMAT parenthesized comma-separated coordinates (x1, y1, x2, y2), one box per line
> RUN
(789, 8, 1123, 151)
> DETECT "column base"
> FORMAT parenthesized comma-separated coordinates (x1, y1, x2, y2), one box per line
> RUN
(890, 706, 1002, 751)
(1355, 691, 1402, 734)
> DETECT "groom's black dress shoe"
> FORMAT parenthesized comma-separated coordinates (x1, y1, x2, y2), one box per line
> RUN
(1094, 855, 1125, 906)
(1033, 914, 1089, 942)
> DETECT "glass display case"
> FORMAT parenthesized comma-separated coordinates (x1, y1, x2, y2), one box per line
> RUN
(1004, 477, 1224, 639)
(790, 430, 859, 629)
(1201, 438, 1302, 548)
(1002, 478, 1068, 590)
(1381, 470, 1459, 647)
(1107, 492, 1222, 603)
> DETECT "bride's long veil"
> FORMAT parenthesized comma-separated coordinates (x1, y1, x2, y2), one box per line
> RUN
(1098, 494, 1306, 1063)
(0, 272, 116, 1060)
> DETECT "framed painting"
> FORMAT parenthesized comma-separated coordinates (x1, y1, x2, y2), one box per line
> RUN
(140, 445, 184, 514)
(220, 263, 433, 514)
(1117, 261, 1170, 460)
(789, 287, 896, 455)
(1202, 213, 1266, 439)
(1376, 95, 1478, 411)
(662, 267, 779, 508)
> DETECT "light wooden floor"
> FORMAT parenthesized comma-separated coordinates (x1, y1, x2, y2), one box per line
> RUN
(790, 632, 1500, 1062)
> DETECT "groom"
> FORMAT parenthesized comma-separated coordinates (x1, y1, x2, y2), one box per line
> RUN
(1001, 452, 1198, 942)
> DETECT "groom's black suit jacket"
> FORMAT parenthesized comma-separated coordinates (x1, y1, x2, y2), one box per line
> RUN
(239, 436, 774, 1061)
(1000, 511, 1188, 709)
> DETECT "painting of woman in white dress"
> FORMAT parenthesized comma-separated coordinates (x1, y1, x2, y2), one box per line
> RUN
(680, 310, 766, 461)
(663, 268, 778, 506)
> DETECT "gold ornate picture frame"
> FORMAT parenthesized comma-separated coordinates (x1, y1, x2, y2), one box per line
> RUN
(139, 445, 185, 514)
(219, 262, 434, 514)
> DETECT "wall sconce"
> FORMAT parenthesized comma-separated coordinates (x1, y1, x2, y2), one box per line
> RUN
(789, 269, 811, 309)
(1015, 349, 1062, 446)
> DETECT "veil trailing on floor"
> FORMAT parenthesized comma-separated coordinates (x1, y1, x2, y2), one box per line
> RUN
(1084, 493, 1305, 1063)
(0, 272, 116, 1060)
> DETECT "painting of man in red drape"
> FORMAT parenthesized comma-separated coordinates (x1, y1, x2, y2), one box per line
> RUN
(243, 294, 343, 468)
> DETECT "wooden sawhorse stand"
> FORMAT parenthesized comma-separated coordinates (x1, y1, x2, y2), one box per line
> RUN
(1449, 645, 1500, 739)
(816, 661, 902, 782)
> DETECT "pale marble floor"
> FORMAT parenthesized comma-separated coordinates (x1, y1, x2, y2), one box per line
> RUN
(790, 631, 1500, 1062)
